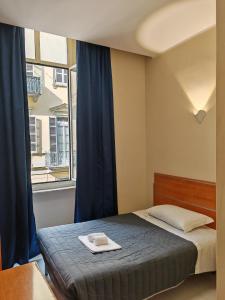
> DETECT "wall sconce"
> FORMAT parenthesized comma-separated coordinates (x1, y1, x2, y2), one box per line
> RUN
(194, 110, 206, 124)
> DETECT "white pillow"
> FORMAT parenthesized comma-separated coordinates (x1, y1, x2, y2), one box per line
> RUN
(148, 204, 214, 233)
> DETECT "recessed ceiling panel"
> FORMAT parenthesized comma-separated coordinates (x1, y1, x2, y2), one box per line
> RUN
(137, 0, 216, 55)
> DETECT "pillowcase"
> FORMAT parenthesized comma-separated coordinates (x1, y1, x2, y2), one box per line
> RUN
(148, 204, 214, 233)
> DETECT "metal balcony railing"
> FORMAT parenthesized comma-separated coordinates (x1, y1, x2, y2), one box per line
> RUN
(27, 76, 42, 96)
(46, 151, 70, 167)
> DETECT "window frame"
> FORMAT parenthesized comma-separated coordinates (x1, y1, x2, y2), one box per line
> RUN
(53, 68, 68, 87)
(26, 30, 76, 69)
(69, 65, 77, 181)
(25, 29, 76, 190)
(27, 63, 74, 189)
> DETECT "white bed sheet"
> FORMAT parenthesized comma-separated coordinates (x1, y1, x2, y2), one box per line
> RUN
(134, 210, 216, 274)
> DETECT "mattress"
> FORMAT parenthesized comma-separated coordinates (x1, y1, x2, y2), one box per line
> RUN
(38, 212, 199, 300)
(134, 210, 216, 274)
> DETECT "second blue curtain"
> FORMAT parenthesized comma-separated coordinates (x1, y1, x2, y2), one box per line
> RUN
(75, 41, 118, 222)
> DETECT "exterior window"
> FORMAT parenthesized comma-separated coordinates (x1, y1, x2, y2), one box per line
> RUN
(29, 116, 42, 154)
(26, 63, 42, 96)
(49, 117, 69, 167)
(29, 116, 37, 152)
(56, 117, 69, 166)
(26, 63, 34, 77)
(54, 68, 68, 87)
(49, 117, 57, 153)
(36, 119, 42, 154)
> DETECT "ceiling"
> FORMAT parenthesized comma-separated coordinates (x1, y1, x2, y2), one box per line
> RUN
(0, 0, 216, 57)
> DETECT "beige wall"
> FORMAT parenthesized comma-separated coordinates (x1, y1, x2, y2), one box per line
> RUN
(146, 28, 216, 204)
(110, 30, 216, 212)
(111, 49, 149, 213)
(217, 0, 225, 298)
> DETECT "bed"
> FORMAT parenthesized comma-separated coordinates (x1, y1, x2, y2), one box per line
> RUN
(38, 173, 216, 300)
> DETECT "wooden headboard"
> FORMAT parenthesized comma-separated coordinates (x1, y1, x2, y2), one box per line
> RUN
(153, 173, 216, 229)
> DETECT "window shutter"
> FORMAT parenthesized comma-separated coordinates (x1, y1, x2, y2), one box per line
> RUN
(64, 69, 68, 84)
(29, 116, 37, 152)
(36, 119, 42, 154)
(49, 117, 57, 153)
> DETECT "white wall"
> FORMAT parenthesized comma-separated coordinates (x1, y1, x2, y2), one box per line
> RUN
(33, 188, 75, 228)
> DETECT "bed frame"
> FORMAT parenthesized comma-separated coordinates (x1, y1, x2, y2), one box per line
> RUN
(153, 173, 216, 229)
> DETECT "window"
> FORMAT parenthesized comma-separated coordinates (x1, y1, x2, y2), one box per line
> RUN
(29, 116, 42, 154)
(27, 64, 70, 184)
(54, 68, 68, 87)
(56, 117, 69, 166)
(26, 63, 34, 77)
(49, 117, 57, 153)
(40, 32, 67, 65)
(49, 117, 70, 167)
(29, 116, 37, 152)
(25, 30, 76, 186)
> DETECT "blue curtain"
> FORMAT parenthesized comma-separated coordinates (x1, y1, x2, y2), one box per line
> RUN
(75, 41, 118, 222)
(0, 23, 39, 269)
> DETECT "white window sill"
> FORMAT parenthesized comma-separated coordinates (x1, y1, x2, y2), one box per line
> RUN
(32, 180, 75, 194)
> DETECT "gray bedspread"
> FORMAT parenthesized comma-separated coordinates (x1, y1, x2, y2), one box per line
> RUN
(38, 213, 197, 300)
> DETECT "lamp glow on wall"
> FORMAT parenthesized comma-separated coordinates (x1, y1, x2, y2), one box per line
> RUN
(194, 109, 207, 124)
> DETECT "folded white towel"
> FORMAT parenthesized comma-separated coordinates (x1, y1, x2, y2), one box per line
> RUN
(78, 235, 122, 253)
(88, 232, 106, 243)
(94, 235, 108, 246)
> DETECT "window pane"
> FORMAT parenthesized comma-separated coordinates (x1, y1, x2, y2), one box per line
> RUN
(25, 29, 35, 60)
(27, 64, 70, 184)
(30, 135, 36, 143)
(64, 71, 68, 83)
(29, 116, 35, 125)
(26, 64, 34, 77)
(40, 32, 67, 65)
(50, 144, 57, 153)
(56, 68, 62, 74)
(27, 64, 33, 71)
(31, 144, 36, 152)
(30, 128, 35, 134)
(56, 73, 63, 83)
(50, 127, 56, 135)
(49, 117, 56, 126)
(50, 136, 57, 144)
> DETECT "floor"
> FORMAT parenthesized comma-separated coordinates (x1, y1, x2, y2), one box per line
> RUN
(37, 256, 216, 300)
(151, 273, 216, 300)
